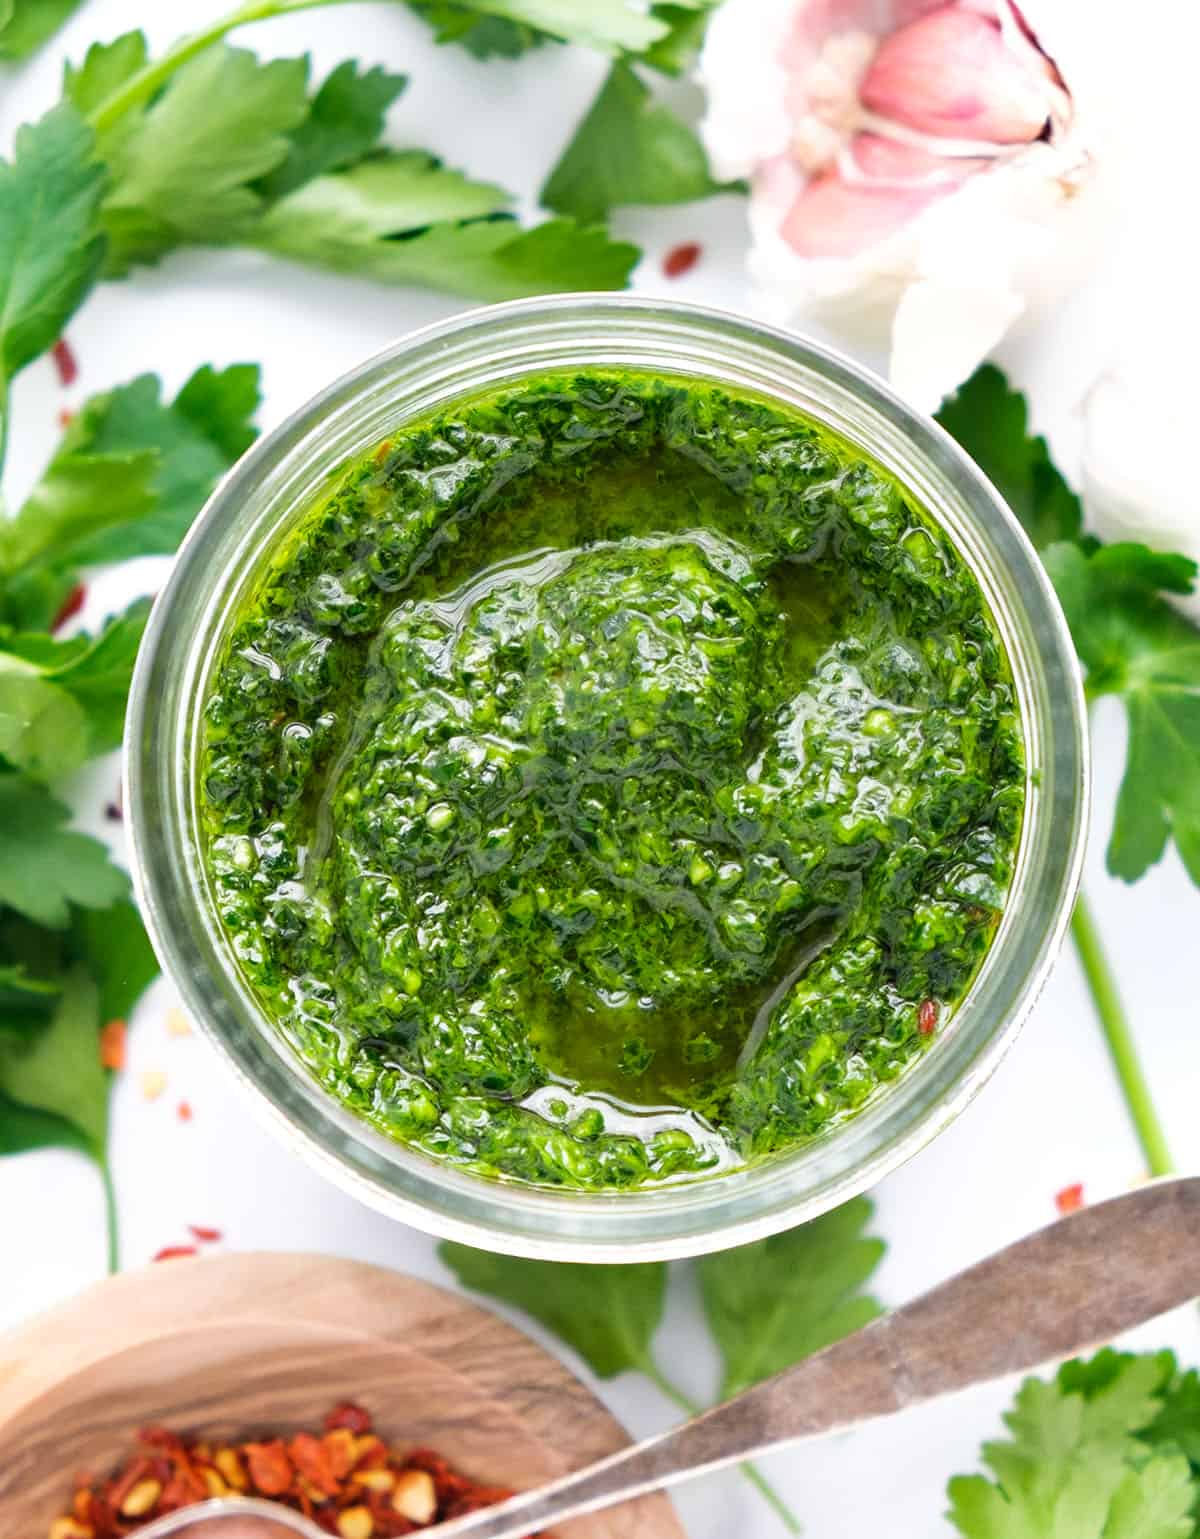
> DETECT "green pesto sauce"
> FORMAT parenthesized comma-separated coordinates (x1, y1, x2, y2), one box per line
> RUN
(201, 370, 1024, 1190)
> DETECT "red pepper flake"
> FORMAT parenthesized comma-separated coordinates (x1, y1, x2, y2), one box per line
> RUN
(288, 1433, 340, 1498)
(917, 998, 939, 1036)
(51, 582, 87, 633)
(52, 337, 79, 386)
(188, 1224, 222, 1244)
(1055, 1182, 1085, 1215)
(245, 1441, 294, 1497)
(58, 406, 76, 431)
(662, 241, 702, 278)
(99, 1019, 127, 1072)
(323, 1403, 373, 1436)
(177, 1100, 193, 1122)
(152, 1245, 199, 1263)
(52, 1410, 521, 1538)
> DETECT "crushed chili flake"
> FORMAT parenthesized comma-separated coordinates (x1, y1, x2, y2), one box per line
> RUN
(188, 1224, 222, 1244)
(325, 1403, 374, 1436)
(52, 338, 79, 386)
(98, 1020, 127, 1072)
(152, 1246, 198, 1263)
(662, 242, 702, 278)
(1055, 1182, 1085, 1215)
(51, 1407, 529, 1538)
(58, 406, 76, 431)
(176, 1100, 193, 1122)
(51, 583, 87, 633)
(917, 998, 939, 1035)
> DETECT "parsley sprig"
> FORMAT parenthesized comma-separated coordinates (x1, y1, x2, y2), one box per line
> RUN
(937, 366, 1196, 1179)
(0, 357, 260, 1268)
(949, 1349, 1200, 1539)
(0, 89, 264, 1259)
(443, 1197, 885, 1534)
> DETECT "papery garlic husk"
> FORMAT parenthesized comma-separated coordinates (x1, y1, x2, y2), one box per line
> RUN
(698, 0, 1102, 411)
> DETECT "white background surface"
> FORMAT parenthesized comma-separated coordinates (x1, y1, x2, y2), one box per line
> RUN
(3, 4, 1200, 1536)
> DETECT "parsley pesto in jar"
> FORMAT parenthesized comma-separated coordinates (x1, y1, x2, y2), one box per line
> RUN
(201, 369, 1024, 1190)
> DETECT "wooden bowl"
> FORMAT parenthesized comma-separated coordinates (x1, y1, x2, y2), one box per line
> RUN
(0, 1254, 685, 1539)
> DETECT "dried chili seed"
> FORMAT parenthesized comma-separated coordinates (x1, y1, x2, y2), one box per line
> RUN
(337, 1507, 375, 1539)
(49, 1520, 92, 1539)
(120, 1479, 162, 1519)
(188, 1224, 222, 1244)
(165, 1008, 192, 1037)
(152, 1246, 198, 1263)
(52, 338, 79, 386)
(325, 1403, 373, 1435)
(52, 583, 87, 633)
(1055, 1182, 1085, 1215)
(917, 998, 939, 1035)
(390, 1469, 436, 1523)
(662, 241, 702, 278)
(214, 1448, 248, 1491)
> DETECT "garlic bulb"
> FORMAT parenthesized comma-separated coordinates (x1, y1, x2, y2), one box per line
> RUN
(699, 0, 1098, 410)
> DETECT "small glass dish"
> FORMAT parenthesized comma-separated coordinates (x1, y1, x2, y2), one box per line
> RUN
(125, 296, 1088, 1260)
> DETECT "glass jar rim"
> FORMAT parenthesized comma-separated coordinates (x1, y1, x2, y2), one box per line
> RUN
(125, 295, 1089, 1261)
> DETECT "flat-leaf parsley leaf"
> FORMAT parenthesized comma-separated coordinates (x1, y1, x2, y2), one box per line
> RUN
(697, 1196, 885, 1398)
(948, 1352, 1197, 1539)
(1043, 540, 1200, 884)
(542, 61, 722, 225)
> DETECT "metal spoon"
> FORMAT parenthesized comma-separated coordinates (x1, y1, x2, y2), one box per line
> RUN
(138, 1177, 1200, 1539)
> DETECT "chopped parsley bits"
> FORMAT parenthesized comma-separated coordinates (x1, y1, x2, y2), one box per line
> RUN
(201, 370, 1024, 1190)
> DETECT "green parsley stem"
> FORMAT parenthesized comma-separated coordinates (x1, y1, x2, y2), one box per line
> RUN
(1071, 893, 1173, 1178)
(100, 1155, 119, 1274)
(640, 1357, 802, 1535)
(87, 0, 356, 135)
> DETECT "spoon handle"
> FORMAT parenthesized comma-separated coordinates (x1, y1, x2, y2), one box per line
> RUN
(428, 1177, 1200, 1539)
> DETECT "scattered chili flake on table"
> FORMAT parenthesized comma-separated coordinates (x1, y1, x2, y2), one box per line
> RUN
(51, 1407, 528, 1539)
(662, 241, 701, 278)
(165, 1007, 192, 1038)
(917, 998, 939, 1036)
(151, 1245, 198, 1263)
(188, 1224, 223, 1244)
(98, 1020, 127, 1072)
(1055, 1182, 1085, 1215)
(52, 337, 79, 386)
(58, 406, 76, 431)
(52, 582, 87, 633)
(177, 1100, 193, 1122)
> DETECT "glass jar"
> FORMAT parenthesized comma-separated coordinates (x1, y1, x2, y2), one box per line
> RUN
(126, 296, 1088, 1261)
